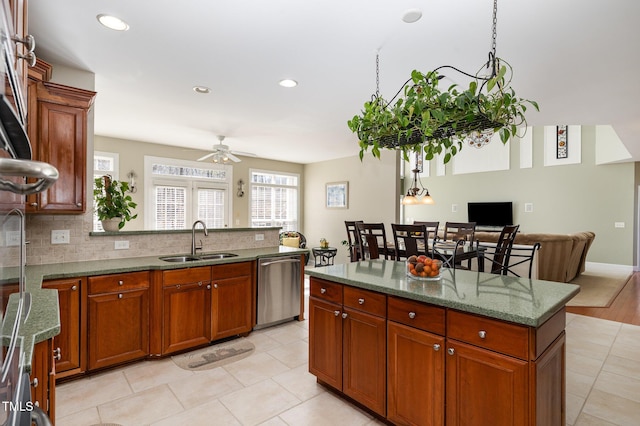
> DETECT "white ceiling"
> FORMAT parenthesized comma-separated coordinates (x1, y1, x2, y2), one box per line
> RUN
(27, 0, 640, 164)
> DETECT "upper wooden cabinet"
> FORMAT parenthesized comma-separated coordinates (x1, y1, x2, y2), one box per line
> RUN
(26, 60, 96, 214)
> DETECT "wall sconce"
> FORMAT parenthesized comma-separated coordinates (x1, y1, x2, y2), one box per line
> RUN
(127, 170, 138, 193)
(237, 179, 245, 197)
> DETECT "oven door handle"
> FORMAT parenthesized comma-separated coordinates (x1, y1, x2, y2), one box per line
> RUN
(0, 158, 58, 194)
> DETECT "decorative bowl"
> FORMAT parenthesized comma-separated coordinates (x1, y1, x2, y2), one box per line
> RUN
(406, 258, 442, 281)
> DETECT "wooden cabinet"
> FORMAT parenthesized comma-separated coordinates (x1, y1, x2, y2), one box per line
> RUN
(162, 267, 211, 354)
(211, 262, 254, 340)
(30, 338, 55, 421)
(87, 272, 149, 370)
(308, 278, 387, 417)
(387, 296, 445, 426)
(42, 277, 84, 378)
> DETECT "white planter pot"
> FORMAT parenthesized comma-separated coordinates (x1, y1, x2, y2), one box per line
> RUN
(101, 218, 122, 232)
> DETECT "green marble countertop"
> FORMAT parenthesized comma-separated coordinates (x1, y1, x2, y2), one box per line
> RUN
(305, 260, 580, 327)
(2, 245, 307, 371)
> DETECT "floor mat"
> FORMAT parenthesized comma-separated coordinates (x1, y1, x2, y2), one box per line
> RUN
(172, 338, 255, 371)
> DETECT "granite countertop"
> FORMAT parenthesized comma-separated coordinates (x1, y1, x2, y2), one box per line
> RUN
(2, 245, 307, 371)
(305, 260, 580, 327)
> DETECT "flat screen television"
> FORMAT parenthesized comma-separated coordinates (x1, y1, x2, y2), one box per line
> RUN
(467, 202, 513, 227)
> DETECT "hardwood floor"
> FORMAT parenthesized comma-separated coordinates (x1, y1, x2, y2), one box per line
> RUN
(566, 272, 640, 326)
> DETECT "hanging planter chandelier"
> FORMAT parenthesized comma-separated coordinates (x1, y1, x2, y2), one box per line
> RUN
(348, 0, 539, 163)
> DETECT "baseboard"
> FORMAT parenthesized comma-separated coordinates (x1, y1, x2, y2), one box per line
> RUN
(585, 261, 635, 274)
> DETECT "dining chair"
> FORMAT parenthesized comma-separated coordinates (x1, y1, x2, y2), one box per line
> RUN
(413, 221, 439, 249)
(356, 222, 392, 260)
(344, 220, 364, 262)
(478, 225, 520, 275)
(391, 223, 432, 260)
(435, 222, 477, 269)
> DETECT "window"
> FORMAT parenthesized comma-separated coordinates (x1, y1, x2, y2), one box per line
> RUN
(93, 151, 119, 231)
(250, 169, 299, 231)
(145, 156, 232, 230)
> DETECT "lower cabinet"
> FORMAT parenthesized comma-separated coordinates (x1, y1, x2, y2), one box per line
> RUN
(87, 272, 150, 370)
(211, 262, 254, 340)
(42, 277, 84, 378)
(162, 266, 212, 355)
(30, 338, 55, 421)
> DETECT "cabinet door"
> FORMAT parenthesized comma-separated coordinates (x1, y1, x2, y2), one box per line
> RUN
(387, 321, 444, 426)
(343, 307, 386, 417)
(43, 278, 83, 377)
(162, 282, 211, 354)
(211, 275, 252, 340)
(446, 340, 528, 426)
(88, 289, 149, 370)
(30, 338, 55, 420)
(308, 297, 342, 390)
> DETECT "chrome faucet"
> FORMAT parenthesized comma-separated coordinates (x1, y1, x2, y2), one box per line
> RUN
(191, 220, 208, 255)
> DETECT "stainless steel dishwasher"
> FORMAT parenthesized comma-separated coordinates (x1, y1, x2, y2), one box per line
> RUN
(256, 255, 302, 329)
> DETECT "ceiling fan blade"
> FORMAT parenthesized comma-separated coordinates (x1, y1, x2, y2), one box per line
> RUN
(197, 152, 215, 161)
(227, 152, 241, 162)
(230, 150, 257, 158)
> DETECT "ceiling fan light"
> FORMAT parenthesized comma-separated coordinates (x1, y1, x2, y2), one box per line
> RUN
(402, 195, 419, 205)
(97, 14, 129, 31)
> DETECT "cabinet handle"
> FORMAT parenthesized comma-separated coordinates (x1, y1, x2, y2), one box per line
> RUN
(13, 34, 35, 52)
(30, 202, 38, 207)
(358, 298, 365, 305)
(31, 377, 38, 388)
(198, 282, 203, 287)
(321, 288, 327, 294)
(118, 280, 124, 286)
(176, 284, 181, 289)
(447, 347, 455, 356)
(71, 285, 77, 291)
(478, 330, 487, 339)
(408, 312, 416, 319)
(433, 344, 441, 351)
(34, 401, 39, 407)
(53, 347, 61, 361)
(18, 51, 37, 67)
(207, 284, 211, 289)
(76, 202, 82, 207)
(214, 284, 218, 289)
(118, 294, 123, 299)
(341, 312, 348, 319)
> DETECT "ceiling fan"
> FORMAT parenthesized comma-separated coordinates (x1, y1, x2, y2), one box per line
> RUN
(197, 135, 256, 163)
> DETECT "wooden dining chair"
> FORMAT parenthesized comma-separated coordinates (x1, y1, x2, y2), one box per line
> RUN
(344, 220, 364, 262)
(437, 222, 477, 269)
(478, 225, 520, 275)
(391, 223, 432, 260)
(413, 221, 439, 249)
(356, 222, 392, 260)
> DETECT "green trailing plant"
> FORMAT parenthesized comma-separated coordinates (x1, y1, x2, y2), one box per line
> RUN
(93, 175, 138, 230)
(347, 59, 539, 164)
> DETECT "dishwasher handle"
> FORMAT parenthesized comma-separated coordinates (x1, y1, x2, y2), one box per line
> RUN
(259, 257, 301, 268)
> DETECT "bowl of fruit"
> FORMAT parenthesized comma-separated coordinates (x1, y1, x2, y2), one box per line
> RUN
(406, 255, 442, 281)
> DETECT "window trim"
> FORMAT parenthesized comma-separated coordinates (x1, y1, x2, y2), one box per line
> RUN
(249, 168, 300, 231)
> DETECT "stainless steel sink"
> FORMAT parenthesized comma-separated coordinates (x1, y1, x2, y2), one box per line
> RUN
(159, 255, 201, 262)
(198, 252, 238, 260)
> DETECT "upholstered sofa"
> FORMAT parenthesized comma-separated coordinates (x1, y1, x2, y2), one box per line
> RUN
(474, 231, 595, 283)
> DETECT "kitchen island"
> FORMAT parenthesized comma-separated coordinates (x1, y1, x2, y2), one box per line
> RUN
(306, 260, 580, 426)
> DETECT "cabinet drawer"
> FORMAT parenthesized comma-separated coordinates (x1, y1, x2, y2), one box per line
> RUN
(88, 271, 150, 294)
(212, 261, 253, 279)
(310, 278, 342, 304)
(163, 266, 212, 287)
(447, 310, 529, 359)
(343, 286, 386, 317)
(387, 296, 445, 335)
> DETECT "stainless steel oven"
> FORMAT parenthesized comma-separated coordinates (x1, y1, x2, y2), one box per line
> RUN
(0, 1, 56, 424)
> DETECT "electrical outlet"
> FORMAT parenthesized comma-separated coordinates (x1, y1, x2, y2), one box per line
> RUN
(451, 204, 458, 213)
(114, 240, 130, 250)
(524, 203, 534, 213)
(6, 231, 21, 247)
(614, 222, 625, 228)
(255, 233, 264, 241)
(51, 229, 70, 244)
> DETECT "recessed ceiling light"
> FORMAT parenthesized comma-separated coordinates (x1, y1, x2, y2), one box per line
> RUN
(97, 14, 130, 31)
(193, 86, 211, 94)
(279, 79, 298, 88)
(402, 9, 423, 23)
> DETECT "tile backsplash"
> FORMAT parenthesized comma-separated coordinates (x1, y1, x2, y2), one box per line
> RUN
(25, 213, 280, 265)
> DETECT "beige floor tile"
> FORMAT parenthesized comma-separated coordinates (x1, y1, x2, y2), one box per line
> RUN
(610, 324, 640, 361)
(258, 416, 289, 425)
(567, 369, 598, 399)
(566, 351, 605, 377)
(223, 351, 290, 386)
(151, 399, 241, 426)
(167, 366, 243, 409)
(264, 321, 309, 345)
(272, 364, 326, 402)
(245, 330, 283, 353)
(566, 392, 586, 426)
(55, 407, 101, 426)
(219, 379, 300, 425)
(267, 340, 309, 368)
(582, 388, 640, 426)
(123, 357, 195, 392)
(566, 315, 622, 337)
(98, 385, 184, 425)
(278, 391, 373, 426)
(56, 370, 132, 418)
(593, 370, 640, 403)
(602, 354, 640, 381)
(574, 412, 619, 426)
(566, 334, 615, 362)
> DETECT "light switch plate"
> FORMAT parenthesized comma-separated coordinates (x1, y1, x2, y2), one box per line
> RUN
(451, 204, 458, 213)
(115, 240, 130, 249)
(615, 222, 625, 228)
(524, 203, 534, 213)
(255, 233, 264, 241)
(51, 229, 70, 244)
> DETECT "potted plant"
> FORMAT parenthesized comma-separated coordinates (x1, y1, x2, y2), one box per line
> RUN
(348, 60, 539, 163)
(93, 175, 138, 231)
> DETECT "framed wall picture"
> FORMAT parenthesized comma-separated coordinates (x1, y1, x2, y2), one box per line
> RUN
(556, 125, 568, 159)
(326, 181, 349, 209)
